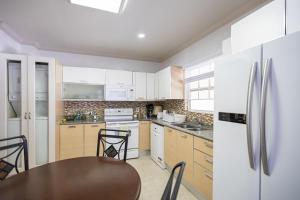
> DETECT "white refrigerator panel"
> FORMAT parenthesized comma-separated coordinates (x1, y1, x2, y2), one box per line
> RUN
(261, 31, 300, 200)
(214, 46, 262, 200)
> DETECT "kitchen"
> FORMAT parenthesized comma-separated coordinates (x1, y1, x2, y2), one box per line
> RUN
(0, 0, 300, 200)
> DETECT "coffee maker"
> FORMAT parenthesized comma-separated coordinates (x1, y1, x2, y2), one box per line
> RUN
(146, 104, 154, 118)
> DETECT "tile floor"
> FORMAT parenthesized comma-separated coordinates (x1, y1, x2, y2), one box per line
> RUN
(128, 155, 198, 200)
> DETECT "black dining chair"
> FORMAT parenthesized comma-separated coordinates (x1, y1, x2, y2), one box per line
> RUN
(96, 129, 130, 162)
(161, 161, 186, 200)
(0, 135, 29, 180)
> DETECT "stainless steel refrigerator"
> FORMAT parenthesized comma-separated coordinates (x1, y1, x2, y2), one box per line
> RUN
(213, 31, 300, 200)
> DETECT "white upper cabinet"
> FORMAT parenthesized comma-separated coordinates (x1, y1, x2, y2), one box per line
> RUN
(106, 69, 133, 85)
(134, 72, 147, 100)
(63, 66, 105, 84)
(158, 66, 184, 100)
(159, 67, 171, 99)
(146, 73, 155, 100)
(286, 0, 300, 34)
(87, 68, 106, 84)
(231, 0, 285, 53)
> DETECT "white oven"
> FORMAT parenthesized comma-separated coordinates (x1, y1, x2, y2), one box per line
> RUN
(105, 85, 135, 101)
(105, 121, 139, 159)
(104, 108, 139, 159)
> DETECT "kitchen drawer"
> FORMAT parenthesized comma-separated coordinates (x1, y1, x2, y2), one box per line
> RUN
(194, 149, 213, 171)
(194, 162, 213, 200)
(194, 136, 213, 156)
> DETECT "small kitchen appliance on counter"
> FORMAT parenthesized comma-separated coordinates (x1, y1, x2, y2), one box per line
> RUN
(146, 104, 154, 118)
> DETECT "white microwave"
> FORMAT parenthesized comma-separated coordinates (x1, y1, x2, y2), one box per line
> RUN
(105, 85, 135, 101)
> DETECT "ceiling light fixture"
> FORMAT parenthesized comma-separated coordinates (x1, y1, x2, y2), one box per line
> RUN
(70, 0, 126, 14)
(137, 33, 146, 39)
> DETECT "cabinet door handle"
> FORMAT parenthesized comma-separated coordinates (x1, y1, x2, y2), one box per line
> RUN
(204, 171, 213, 180)
(204, 142, 213, 148)
(181, 135, 187, 139)
(24, 112, 28, 119)
(68, 125, 76, 128)
(91, 125, 99, 127)
(28, 112, 31, 120)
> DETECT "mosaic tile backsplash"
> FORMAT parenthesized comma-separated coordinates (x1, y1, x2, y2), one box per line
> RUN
(162, 100, 213, 126)
(64, 100, 213, 126)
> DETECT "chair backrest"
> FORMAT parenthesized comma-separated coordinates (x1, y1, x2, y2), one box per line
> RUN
(161, 161, 186, 200)
(0, 135, 29, 180)
(96, 129, 130, 162)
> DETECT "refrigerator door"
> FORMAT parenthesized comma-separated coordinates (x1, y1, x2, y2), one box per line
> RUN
(261, 31, 300, 200)
(214, 46, 261, 200)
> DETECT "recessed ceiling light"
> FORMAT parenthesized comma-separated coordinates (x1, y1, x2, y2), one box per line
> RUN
(70, 0, 126, 14)
(137, 33, 146, 39)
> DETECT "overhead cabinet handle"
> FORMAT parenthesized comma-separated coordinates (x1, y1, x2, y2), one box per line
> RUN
(246, 62, 257, 170)
(28, 112, 31, 120)
(24, 112, 28, 119)
(260, 58, 271, 176)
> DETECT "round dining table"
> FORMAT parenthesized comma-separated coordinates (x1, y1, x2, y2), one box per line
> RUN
(0, 157, 141, 200)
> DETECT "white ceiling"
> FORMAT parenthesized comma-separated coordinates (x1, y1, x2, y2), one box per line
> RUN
(0, 0, 266, 62)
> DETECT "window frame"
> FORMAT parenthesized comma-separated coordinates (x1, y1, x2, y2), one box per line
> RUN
(185, 60, 215, 113)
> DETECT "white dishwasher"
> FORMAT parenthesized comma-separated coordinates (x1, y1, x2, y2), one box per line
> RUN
(151, 123, 165, 169)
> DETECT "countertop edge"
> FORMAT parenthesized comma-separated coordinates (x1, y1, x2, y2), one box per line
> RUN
(60, 118, 213, 141)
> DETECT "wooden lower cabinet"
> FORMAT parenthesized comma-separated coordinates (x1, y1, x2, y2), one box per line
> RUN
(194, 136, 213, 156)
(194, 162, 213, 200)
(59, 123, 105, 160)
(84, 123, 105, 156)
(176, 130, 194, 184)
(60, 125, 84, 160)
(139, 121, 150, 150)
(164, 127, 177, 167)
(194, 149, 213, 171)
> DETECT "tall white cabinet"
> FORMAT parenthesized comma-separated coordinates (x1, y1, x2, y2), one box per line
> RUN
(0, 53, 56, 168)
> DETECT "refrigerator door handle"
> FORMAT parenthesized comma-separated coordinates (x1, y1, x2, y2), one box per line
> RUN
(246, 62, 257, 170)
(260, 58, 271, 176)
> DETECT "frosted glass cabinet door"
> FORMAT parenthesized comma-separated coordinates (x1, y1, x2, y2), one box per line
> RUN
(0, 53, 28, 169)
(28, 56, 55, 168)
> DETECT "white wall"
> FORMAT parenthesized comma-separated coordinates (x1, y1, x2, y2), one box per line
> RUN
(161, 24, 231, 68)
(161, 0, 270, 68)
(0, 29, 161, 73)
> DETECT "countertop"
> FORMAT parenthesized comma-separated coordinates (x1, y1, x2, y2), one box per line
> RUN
(150, 119, 213, 141)
(60, 117, 213, 141)
(60, 119, 105, 125)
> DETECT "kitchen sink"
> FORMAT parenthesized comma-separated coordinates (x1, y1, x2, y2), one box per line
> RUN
(171, 122, 211, 132)
(187, 128, 202, 131)
(172, 123, 195, 129)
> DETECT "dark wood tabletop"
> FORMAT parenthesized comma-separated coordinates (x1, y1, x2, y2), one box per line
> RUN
(0, 157, 141, 200)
